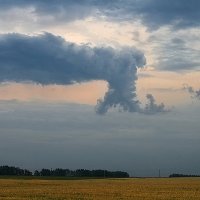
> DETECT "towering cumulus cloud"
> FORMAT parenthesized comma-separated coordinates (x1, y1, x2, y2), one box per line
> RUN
(0, 33, 146, 114)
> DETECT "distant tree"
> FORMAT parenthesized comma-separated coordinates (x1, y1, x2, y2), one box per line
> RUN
(24, 169, 32, 176)
(0, 165, 129, 178)
(40, 169, 51, 176)
(75, 169, 91, 177)
(34, 170, 40, 176)
(0, 166, 32, 176)
(169, 173, 200, 178)
(51, 168, 67, 176)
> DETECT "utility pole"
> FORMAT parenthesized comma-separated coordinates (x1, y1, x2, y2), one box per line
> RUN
(159, 169, 161, 178)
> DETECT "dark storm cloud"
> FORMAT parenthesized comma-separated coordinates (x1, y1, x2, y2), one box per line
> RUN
(125, 0, 200, 30)
(101, 0, 200, 30)
(0, 33, 147, 114)
(1, 0, 200, 30)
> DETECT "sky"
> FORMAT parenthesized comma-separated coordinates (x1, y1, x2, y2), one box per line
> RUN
(0, 0, 200, 176)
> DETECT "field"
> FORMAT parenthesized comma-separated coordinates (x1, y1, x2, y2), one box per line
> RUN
(0, 177, 200, 200)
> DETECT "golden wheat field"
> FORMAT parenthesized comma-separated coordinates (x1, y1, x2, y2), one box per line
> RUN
(0, 177, 200, 200)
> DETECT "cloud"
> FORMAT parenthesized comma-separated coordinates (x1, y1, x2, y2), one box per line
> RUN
(1, 0, 200, 30)
(143, 94, 168, 114)
(0, 32, 146, 114)
(0, 0, 94, 22)
(184, 85, 200, 100)
(128, 0, 200, 30)
(1, 100, 200, 176)
(148, 31, 200, 71)
(100, 0, 200, 30)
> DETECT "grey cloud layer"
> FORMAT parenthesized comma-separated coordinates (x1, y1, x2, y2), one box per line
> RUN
(1, 0, 200, 72)
(144, 21, 200, 72)
(1, 0, 200, 30)
(123, 0, 200, 30)
(0, 101, 200, 176)
(0, 33, 147, 114)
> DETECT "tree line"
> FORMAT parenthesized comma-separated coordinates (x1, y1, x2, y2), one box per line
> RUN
(0, 166, 32, 176)
(0, 166, 129, 178)
(169, 173, 200, 178)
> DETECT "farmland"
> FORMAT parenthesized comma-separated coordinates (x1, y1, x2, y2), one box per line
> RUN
(0, 177, 200, 199)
